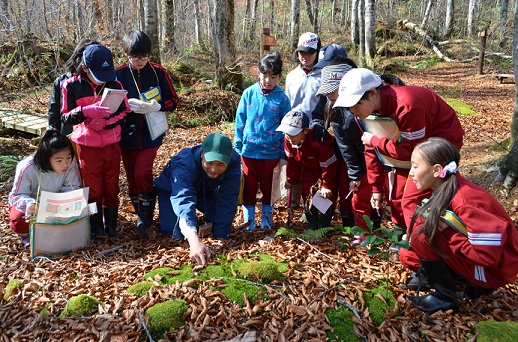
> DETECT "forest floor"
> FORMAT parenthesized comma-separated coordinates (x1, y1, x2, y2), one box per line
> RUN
(0, 60, 517, 341)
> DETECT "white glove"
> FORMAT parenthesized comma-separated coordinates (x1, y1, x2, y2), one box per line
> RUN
(128, 99, 161, 113)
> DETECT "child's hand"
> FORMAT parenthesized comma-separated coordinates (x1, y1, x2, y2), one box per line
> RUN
(82, 103, 111, 119)
(89, 118, 107, 131)
(320, 187, 332, 199)
(361, 132, 374, 146)
(284, 182, 292, 190)
(25, 203, 36, 220)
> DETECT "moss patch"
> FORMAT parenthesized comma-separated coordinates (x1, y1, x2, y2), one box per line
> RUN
(220, 278, 265, 306)
(474, 320, 518, 342)
(325, 306, 361, 342)
(364, 282, 396, 326)
(146, 298, 188, 340)
(4, 279, 23, 301)
(59, 294, 100, 318)
(127, 281, 155, 297)
(143, 265, 194, 285)
(444, 98, 477, 116)
(238, 261, 284, 283)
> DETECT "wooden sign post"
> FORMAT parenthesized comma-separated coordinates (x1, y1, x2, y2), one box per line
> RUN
(251, 28, 278, 76)
(477, 28, 487, 75)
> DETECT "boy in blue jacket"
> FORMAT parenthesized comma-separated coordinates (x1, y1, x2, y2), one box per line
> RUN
(154, 133, 241, 265)
(234, 51, 291, 230)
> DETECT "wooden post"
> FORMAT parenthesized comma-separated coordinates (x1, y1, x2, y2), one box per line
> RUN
(477, 28, 487, 75)
(260, 27, 271, 56)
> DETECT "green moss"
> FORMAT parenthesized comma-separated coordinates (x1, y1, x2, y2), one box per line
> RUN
(127, 281, 155, 296)
(474, 320, 518, 342)
(39, 303, 51, 318)
(220, 278, 264, 306)
(143, 265, 195, 285)
(364, 283, 396, 326)
(59, 294, 100, 318)
(444, 98, 477, 116)
(238, 261, 283, 283)
(146, 298, 188, 340)
(325, 306, 361, 342)
(259, 254, 289, 273)
(4, 279, 23, 301)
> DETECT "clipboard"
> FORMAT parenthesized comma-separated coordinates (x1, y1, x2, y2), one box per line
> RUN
(140, 87, 168, 140)
(358, 116, 411, 169)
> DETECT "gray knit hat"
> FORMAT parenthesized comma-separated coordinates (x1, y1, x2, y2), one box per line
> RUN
(317, 64, 354, 96)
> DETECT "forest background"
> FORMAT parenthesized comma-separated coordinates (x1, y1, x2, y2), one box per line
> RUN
(0, 0, 518, 341)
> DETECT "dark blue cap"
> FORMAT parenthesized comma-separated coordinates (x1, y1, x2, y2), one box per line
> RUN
(82, 44, 116, 83)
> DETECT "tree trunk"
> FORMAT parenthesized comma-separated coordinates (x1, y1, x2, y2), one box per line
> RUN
(467, 0, 476, 37)
(357, 0, 365, 65)
(444, 0, 454, 38)
(351, 0, 359, 47)
(213, 0, 242, 89)
(364, 0, 375, 62)
(500, 0, 509, 41)
(269, 0, 275, 33)
(249, 0, 259, 42)
(194, 0, 203, 47)
(206, 0, 213, 43)
(0, 0, 8, 24)
(496, 3, 518, 187)
(163, 0, 175, 52)
(420, 0, 433, 30)
(289, 0, 301, 48)
(304, 0, 319, 33)
(242, 0, 251, 42)
(144, 0, 160, 64)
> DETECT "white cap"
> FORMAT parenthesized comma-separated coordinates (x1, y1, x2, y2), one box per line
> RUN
(333, 68, 382, 108)
(296, 32, 319, 54)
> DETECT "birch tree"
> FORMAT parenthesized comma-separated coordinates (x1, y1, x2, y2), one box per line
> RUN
(357, 0, 365, 64)
(305, 0, 319, 33)
(420, 0, 433, 30)
(351, 0, 359, 46)
(444, 0, 454, 37)
(163, 0, 175, 52)
(467, 0, 477, 37)
(500, 0, 509, 40)
(194, 0, 203, 47)
(364, 0, 375, 62)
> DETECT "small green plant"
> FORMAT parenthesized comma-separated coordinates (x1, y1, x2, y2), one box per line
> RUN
(59, 294, 100, 318)
(350, 216, 410, 259)
(146, 298, 188, 340)
(0, 155, 23, 184)
(364, 281, 396, 326)
(39, 303, 51, 318)
(275, 226, 335, 242)
(4, 279, 23, 301)
(414, 57, 440, 69)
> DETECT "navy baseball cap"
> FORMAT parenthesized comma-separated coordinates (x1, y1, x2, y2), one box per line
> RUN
(82, 44, 116, 83)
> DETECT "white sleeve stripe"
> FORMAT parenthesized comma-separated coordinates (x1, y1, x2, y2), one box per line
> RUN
(319, 155, 337, 168)
(469, 233, 502, 238)
(474, 265, 487, 283)
(469, 239, 501, 246)
(401, 127, 426, 140)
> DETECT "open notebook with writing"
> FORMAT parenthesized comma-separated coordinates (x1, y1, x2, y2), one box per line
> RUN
(358, 116, 411, 169)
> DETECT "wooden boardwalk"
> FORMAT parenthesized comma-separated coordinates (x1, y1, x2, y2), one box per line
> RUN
(0, 109, 48, 135)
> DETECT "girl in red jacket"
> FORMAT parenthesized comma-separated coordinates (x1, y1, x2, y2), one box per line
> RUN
(61, 44, 130, 239)
(400, 137, 518, 313)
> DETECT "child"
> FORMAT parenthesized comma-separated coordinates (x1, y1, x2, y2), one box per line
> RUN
(61, 43, 130, 239)
(116, 30, 179, 236)
(276, 111, 338, 229)
(334, 68, 464, 249)
(8, 129, 82, 246)
(234, 51, 291, 230)
(400, 137, 518, 313)
(48, 39, 98, 136)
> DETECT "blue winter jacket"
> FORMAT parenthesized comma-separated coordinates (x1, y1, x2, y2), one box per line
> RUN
(153, 145, 241, 238)
(234, 83, 291, 159)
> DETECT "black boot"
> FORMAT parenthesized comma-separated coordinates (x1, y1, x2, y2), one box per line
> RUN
(130, 196, 139, 214)
(370, 208, 382, 228)
(103, 207, 118, 237)
(402, 268, 430, 290)
(137, 192, 156, 236)
(90, 212, 105, 240)
(463, 284, 493, 300)
(319, 208, 335, 228)
(407, 259, 458, 313)
(305, 205, 320, 230)
(340, 209, 355, 228)
(389, 224, 405, 254)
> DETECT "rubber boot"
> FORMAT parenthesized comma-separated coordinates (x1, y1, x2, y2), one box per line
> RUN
(90, 212, 105, 240)
(130, 196, 139, 214)
(370, 208, 382, 228)
(243, 205, 256, 232)
(306, 205, 320, 230)
(261, 204, 273, 229)
(137, 192, 156, 236)
(319, 208, 334, 228)
(389, 224, 405, 254)
(340, 209, 355, 228)
(103, 207, 118, 237)
(463, 284, 493, 300)
(407, 259, 458, 313)
(402, 268, 430, 290)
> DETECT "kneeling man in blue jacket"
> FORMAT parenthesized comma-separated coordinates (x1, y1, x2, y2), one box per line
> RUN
(154, 133, 241, 264)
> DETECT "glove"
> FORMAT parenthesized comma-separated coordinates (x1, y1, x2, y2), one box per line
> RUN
(128, 99, 161, 113)
(310, 119, 327, 142)
(82, 103, 111, 119)
(89, 118, 107, 131)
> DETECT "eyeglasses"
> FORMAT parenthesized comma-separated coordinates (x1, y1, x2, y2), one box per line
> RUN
(129, 55, 149, 61)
